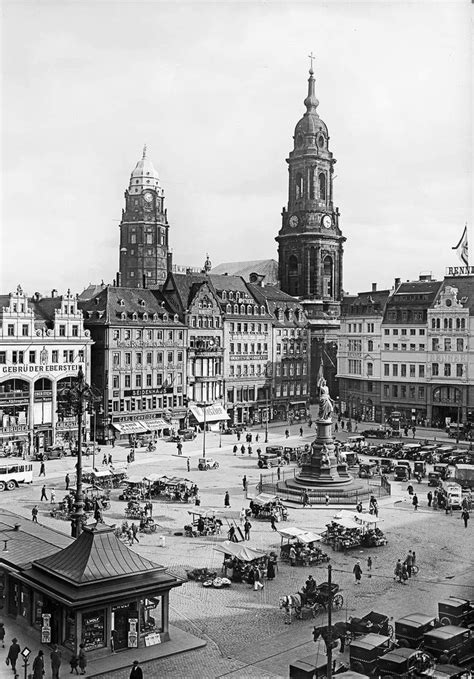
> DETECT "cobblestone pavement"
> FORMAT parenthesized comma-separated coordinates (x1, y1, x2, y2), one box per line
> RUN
(1, 416, 472, 678)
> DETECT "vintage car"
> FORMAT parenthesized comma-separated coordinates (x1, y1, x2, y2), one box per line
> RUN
(438, 598, 474, 628)
(380, 459, 395, 474)
(423, 626, 473, 666)
(394, 465, 410, 482)
(359, 462, 379, 479)
(361, 427, 392, 439)
(35, 446, 66, 461)
(395, 613, 440, 648)
(349, 633, 393, 676)
(428, 471, 442, 487)
(377, 647, 434, 678)
(414, 460, 427, 478)
(258, 454, 288, 469)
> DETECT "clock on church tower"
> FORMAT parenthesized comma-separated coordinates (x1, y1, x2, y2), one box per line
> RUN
(118, 146, 170, 289)
(276, 60, 346, 313)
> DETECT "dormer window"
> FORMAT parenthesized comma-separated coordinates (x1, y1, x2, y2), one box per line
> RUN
(143, 312, 148, 320)
(153, 313, 158, 321)
(139, 299, 145, 307)
(121, 312, 126, 320)
(163, 313, 168, 322)
(260, 306, 265, 314)
(174, 314, 179, 323)
(222, 291, 227, 300)
(233, 305, 238, 314)
(226, 304, 232, 313)
(240, 305, 245, 314)
(118, 299, 125, 307)
(229, 292, 234, 300)
(132, 312, 138, 321)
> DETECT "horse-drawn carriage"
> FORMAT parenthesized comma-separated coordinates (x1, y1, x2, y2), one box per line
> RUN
(280, 581, 343, 624)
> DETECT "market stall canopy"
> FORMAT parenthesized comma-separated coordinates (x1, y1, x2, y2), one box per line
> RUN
(144, 473, 169, 483)
(188, 508, 223, 519)
(90, 469, 112, 479)
(213, 541, 267, 562)
(330, 517, 361, 530)
(252, 493, 283, 506)
(126, 475, 148, 484)
(164, 477, 192, 487)
(140, 418, 170, 430)
(189, 403, 229, 423)
(278, 527, 322, 543)
(333, 510, 383, 525)
(112, 421, 147, 435)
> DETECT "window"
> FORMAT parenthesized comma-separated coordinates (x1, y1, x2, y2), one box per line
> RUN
(418, 386, 425, 398)
(22, 324, 29, 336)
(59, 325, 66, 336)
(432, 338, 439, 351)
(0, 352, 5, 364)
(383, 384, 389, 397)
(7, 324, 14, 336)
(410, 329, 416, 336)
(12, 351, 24, 364)
(401, 344, 407, 351)
(392, 385, 398, 397)
(410, 365, 416, 378)
(76, 350, 83, 362)
(367, 362, 373, 377)
(456, 364, 463, 377)
(401, 329, 407, 336)
(419, 365, 425, 378)
(409, 386, 415, 399)
(392, 365, 398, 377)
(419, 329, 425, 335)
(401, 364, 407, 377)
(384, 343, 390, 350)
(401, 386, 407, 398)
(419, 344, 425, 351)
(367, 382, 373, 392)
(136, 374, 142, 387)
(72, 325, 79, 337)
(136, 352, 142, 365)
(384, 329, 390, 336)
(444, 338, 452, 351)
(367, 340, 374, 351)
(112, 375, 119, 389)
(146, 352, 152, 365)
(125, 353, 131, 366)
(393, 329, 398, 335)
(393, 344, 398, 350)
(167, 352, 173, 364)
(112, 353, 120, 367)
(29, 350, 36, 363)
(52, 350, 58, 362)
(384, 364, 390, 377)
(318, 173, 326, 200)
(432, 363, 439, 376)
(146, 374, 152, 387)
(444, 364, 451, 377)
(457, 338, 464, 352)
(125, 375, 131, 388)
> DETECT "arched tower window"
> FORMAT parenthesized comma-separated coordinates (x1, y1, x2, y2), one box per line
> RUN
(309, 168, 315, 199)
(288, 255, 300, 296)
(322, 255, 333, 297)
(295, 173, 304, 200)
(319, 173, 326, 201)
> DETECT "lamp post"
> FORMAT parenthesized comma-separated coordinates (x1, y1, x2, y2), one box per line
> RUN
(202, 403, 207, 458)
(57, 367, 102, 538)
(21, 646, 31, 679)
(265, 392, 269, 444)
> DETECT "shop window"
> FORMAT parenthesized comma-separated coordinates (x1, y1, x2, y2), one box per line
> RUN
(82, 609, 106, 650)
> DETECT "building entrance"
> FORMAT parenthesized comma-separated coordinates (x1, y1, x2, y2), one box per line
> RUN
(112, 602, 138, 650)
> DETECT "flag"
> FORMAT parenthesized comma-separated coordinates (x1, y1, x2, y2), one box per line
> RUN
(452, 225, 468, 267)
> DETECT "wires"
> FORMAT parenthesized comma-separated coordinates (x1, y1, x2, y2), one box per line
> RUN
(330, 566, 474, 590)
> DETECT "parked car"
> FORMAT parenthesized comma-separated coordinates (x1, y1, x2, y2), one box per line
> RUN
(361, 427, 392, 439)
(423, 626, 473, 666)
(394, 465, 410, 482)
(265, 445, 284, 456)
(35, 446, 65, 461)
(347, 435, 366, 449)
(438, 598, 474, 628)
(380, 459, 395, 474)
(395, 613, 440, 648)
(349, 633, 393, 676)
(257, 454, 287, 469)
(378, 647, 434, 678)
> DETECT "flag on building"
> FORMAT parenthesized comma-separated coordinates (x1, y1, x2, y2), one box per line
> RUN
(452, 225, 469, 266)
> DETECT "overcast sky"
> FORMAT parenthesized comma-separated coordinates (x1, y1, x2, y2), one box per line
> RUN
(1, 0, 472, 297)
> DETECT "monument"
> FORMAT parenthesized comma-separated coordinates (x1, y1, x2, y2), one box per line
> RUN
(280, 368, 367, 501)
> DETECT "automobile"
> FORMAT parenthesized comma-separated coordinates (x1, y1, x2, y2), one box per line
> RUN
(442, 482, 463, 509)
(428, 471, 442, 487)
(421, 664, 472, 679)
(284, 445, 309, 462)
(395, 613, 440, 648)
(347, 435, 366, 449)
(359, 462, 379, 479)
(258, 454, 288, 469)
(222, 425, 243, 435)
(380, 459, 395, 474)
(423, 626, 474, 666)
(361, 427, 392, 439)
(401, 444, 422, 460)
(35, 446, 66, 461)
(438, 598, 474, 628)
(378, 647, 434, 678)
(419, 445, 439, 464)
(265, 445, 284, 456)
(394, 465, 410, 482)
(178, 428, 197, 441)
(349, 633, 393, 676)
(434, 464, 451, 481)
(414, 461, 427, 478)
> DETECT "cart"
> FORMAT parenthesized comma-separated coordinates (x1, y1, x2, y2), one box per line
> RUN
(308, 581, 344, 614)
(346, 611, 394, 642)
(198, 457, 219, 470)
(125, 499, 146, 520)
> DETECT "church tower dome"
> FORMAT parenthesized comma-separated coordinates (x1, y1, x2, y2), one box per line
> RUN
(128, 146, 163, 196)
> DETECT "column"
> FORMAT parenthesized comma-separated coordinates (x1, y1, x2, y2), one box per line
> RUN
(28, 386, 35, 453)
(51, 380, 58, 444)
(306, 248, 311, 297)
(162, 591, 169, 636)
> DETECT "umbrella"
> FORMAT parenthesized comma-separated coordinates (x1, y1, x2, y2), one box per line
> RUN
(213, 541, 267, 562)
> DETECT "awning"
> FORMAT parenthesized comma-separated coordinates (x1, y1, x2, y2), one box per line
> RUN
(333, 510, 383, 526)
(140, 419, 171, 431)
(189, 404, 229, 423)
(252, 493, 283, 506)
(330, 518, 361, 530)
(278, 527, 323, 544)
(213, 541, 267, 562)
(112, 421, 147, 435)
(290, 401, 307, 407)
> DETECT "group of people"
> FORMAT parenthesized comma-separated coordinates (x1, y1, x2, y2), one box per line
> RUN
(285, 541, 328, 567)
(223, 553, 277, 587)
(394, 550, 417, 584)
(5, 637, 87, 678)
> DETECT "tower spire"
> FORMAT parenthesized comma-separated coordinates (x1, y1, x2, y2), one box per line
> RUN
(142, 144, 147, 159)
(304, 56, 319, 113)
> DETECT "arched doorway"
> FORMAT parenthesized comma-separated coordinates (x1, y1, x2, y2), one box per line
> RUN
(431, 386, 462, 427)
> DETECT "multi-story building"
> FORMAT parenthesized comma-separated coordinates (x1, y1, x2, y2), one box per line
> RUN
(0, 286, 92, 453)
(248, 283, 310, 421)
(79, 286, 186, 442)
(338, 284, 391, 422)
(276, 63, 346, 399)
(118, 147, 171, 289)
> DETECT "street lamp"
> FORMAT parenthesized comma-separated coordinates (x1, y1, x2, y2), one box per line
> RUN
(57, 367, 102, 538)
(265, 393, 269, 444)
(91, 400, 104, 470)
(21, 646, 31, 679)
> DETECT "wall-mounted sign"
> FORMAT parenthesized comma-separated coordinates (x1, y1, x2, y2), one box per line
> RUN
(2, 364, 82, 375)
(445, 266, 474, 276)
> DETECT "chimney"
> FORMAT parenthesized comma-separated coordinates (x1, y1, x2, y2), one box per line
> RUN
(116, 272, 121, 287)
(371, 283, 377, 292)
(51, 289, 57, 298)
(394, 278, 401, 288)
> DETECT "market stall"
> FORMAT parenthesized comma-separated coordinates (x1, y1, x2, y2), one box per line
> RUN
(184, 509, 223, 537)
(249, 493, 288, 522)
(322, 511, 387, 551)
(278, 527, 329, 566)
(213, 541, 274, 584)
(81, 468, 113, 490)
(118, 477, 149, 501)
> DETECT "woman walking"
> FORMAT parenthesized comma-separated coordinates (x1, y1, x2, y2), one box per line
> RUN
(224, 491, 231, 508)
(353, 560, 362, 584)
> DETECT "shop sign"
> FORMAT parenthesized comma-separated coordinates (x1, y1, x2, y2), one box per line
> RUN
(128, 618, 138, 648)
(41, 613, 51, 644)
(57, 418, 77, 429)
(446, 266, 474, 276)
(114, 413, 165, 423)
(432, 353, 467, 363)
(2, 363, 81, 375)
(0, 424, 28, 433)
(144, 632, 161, 646)
(124, 388, 162, 397)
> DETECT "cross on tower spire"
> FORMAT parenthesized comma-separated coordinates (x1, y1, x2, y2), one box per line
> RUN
(142, 144, 147, 159)
(308, 51, 315, 74)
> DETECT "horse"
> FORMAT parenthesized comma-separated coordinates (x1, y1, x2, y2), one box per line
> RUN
(312, 623, 348, 652)
(279, 594, 303, 624)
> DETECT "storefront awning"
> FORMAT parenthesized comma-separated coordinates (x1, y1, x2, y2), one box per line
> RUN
(140, 419, 171, 431)
(290, 401, 307, 407)
(112, 421, 147, 435)
(189, 404, 229, 423)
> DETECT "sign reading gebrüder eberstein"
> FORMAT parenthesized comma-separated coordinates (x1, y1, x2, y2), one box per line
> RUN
(1, 363, 82, 375)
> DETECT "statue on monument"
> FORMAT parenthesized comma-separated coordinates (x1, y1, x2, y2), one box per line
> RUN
(317, 373, 334, 422)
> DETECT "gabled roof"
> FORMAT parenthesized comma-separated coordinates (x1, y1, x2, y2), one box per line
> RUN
(341, 290, 391, 317)
(211, 259, 279, 285)
(441, 276, 474, 314)
(78, 286, 182, 326)
(34, 524, 164, 585)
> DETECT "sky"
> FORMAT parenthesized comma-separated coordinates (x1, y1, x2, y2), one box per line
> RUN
(0, 0, 472, 296)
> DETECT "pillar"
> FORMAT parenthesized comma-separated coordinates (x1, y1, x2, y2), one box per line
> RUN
(51, 380, 58, 444)
(28, 386, 35, 453)
(162, 591, 169, 635)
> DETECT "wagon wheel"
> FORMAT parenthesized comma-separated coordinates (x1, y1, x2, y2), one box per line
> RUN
(332, 593, 344, 610)
(440, 616, 452, 626)
(448, 653, 458, 666)
(311, 601, 324, 617)
(6, 480, 16, 491)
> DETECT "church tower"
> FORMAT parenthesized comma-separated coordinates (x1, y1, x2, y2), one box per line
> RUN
(276, 60, 346, 399)
(118, 147, 170, 288)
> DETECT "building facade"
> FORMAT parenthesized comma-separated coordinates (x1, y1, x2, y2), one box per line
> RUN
(118, 148, 171, 289)
(0, 286, 92, 453)
(276, 64, 346, 400)
(79, 287, 186, 442)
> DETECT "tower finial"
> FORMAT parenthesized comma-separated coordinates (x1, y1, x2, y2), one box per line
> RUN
(308, 51, 315, 75)
(304, 57, 319, 113)
(142, 144, 147, 159)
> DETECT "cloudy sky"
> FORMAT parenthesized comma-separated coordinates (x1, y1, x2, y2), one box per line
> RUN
(1, 0, 471, 296)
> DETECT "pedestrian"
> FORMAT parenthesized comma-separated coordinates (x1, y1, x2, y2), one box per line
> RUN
(461, 508, 470, 528)
(186, 457, 190, 473)
(102, 452, 108, 465)
(267, 554, 276, 580)
(302, 491, 309, 507)
(244, 518, 252, 540)
(401, 562, 409, 583)
(277, 465, 281, 481)
(285, 429, 289, 439)
(239, 507, 246, 526)
(412, 426, 416, 438)
(335, 422, 339, 433)
(394, 559, 403, 583)
(40, 484, 48, 501)
(367, 555, 372, 571)
(241, 445, 245, 456)
(31, 505, 38, 523)
(427, 490, 433, 507)
(446, 495, 453, 516)
(325, 494, 330, 506)
(233, 444, 238, 456)
(131, 522, 139, 543)
(130, 660, 143, 679)
(108, 453, 113, 465)
(65, 473, 70, 490)
(237, 431, 241, 442)
(253, 564, 264, 590)
(50, 488, 56, 504)
(405, 550, 413, 577)
(353, 560, 362, 584)
(32, 650, 44, 679)
(224, 490, 231, 508)
(112, 437, 115, 448)
(247, 445, 252, 456)
(255, 433, 259, 443)
(242, 475, 247, 490)
(270, 513, 277, 531)
(289, 545, 297, 566)
(300, 427, 303, 437)
(39, 460, 46, 477)
(70, 653, 79, 675)
(412, 493, 418, 511)
(0, 621, 4, 647)
(50, 645, 62, 679)
(177, 442, 182, 455)
(341, 420, 345, 430)
(77, 643, 86, 675)
(228, 525, 237, 542)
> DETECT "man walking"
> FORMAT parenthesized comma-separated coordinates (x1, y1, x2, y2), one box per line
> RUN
(242, 475, 247, 491)
(65, 473, 70, 490)
(461, 508, 470, 528)
(224, 491, 231, 508)
(50, 645, 62, 679)
(325, 494, 330, 506)
(412, 493, 419, 511)
(302, 491, 309, 507)
(7, 637, 21, 678)
(40, 485, 48, 502)
(427, 490, 432, 507)
(405, 550, 413, 577)
(186, 457, 190, 473)
(39, 460, 46, 477)
(270, 513, 277, 531)
(130, 660, 143, 679)
(244, 518, 252, 540)
(353, 560, 362, 584)
(31, 505, 38, 523)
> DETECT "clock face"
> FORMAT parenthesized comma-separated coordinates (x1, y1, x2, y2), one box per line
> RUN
(322, 215, 332, 229)
(289, 215, 299, 228)
(143, 192, 153, 203)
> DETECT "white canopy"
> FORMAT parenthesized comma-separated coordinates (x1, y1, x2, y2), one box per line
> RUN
(278, 526, 323, 544)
